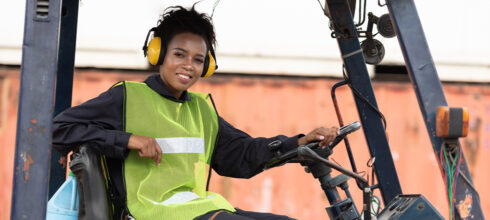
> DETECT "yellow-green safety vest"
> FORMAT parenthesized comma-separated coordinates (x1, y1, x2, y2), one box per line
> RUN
(122, 81, 235, 219)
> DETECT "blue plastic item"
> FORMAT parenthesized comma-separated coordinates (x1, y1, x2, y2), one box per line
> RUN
(46, 173, 79, 220)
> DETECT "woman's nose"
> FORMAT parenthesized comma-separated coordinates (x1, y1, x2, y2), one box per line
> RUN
(182, 58, 193, 70)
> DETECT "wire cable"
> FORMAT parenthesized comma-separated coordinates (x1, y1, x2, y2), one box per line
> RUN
(452, 146, 462, 199)
(330, 157, 342, 167)
(442, 141, 463, 220)
(356, 170, 367, 178)
(371, 196, 381, 215)
(442, 146, 454, 220)
(211, 0, 221, 17)
(448, 143, 481, 202)
(355, 0, 367, 27)
(342, 66, 387, 130)
(315, 0, 325, 12)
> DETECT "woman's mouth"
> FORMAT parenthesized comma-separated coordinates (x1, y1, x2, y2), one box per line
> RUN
(177, 73, 192, 83)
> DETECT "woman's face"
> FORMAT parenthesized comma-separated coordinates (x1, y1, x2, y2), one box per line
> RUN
(159, 32, 207, 99)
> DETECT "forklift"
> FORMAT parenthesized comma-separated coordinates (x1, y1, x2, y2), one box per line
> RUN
(10, 0, 484, 219)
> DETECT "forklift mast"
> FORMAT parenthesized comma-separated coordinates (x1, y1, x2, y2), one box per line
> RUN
(11, 0, 78, 219)
(11, 0, 483, 219)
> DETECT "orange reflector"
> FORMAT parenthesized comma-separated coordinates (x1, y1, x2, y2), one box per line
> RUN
(436, 106, 469, 138)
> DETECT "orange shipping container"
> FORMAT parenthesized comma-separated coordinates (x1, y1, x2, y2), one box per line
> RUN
(0, 68, 488, 219)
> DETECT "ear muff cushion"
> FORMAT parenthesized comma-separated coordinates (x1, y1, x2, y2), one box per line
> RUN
(201, 51, 217, 78)
(147, 37, 163, 66)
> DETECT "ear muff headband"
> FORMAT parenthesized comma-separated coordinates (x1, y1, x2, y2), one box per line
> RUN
(143, 27, 218, 77)
(202, 51, 217, 78)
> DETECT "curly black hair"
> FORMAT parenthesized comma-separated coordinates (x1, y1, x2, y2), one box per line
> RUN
(154, 5, 216, 54)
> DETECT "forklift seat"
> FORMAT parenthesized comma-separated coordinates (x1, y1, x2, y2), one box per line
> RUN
(69, 143, 111, 220)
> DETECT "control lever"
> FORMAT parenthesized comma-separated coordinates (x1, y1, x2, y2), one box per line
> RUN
(297, 146, 372, 220)
(297, 146, 367, 186)
(329, 121, 361, 150)
(264, 121, 361, 169)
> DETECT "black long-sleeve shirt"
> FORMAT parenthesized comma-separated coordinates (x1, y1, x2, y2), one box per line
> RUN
(52, 74, 301, 206)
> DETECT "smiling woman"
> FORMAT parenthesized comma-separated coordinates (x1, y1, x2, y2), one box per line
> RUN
(160, 32, 207, 99)
(51, 5, 338, 220)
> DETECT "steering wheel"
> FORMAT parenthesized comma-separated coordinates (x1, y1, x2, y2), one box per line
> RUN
(264, 121, 361, 169)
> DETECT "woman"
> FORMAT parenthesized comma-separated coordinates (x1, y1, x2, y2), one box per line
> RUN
(52, 6, 338, 220)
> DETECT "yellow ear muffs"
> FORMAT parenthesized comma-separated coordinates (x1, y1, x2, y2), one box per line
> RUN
(147, 37, 164, 66)
(201, 50, 218, 78)
(142, 27, 165, 66)
(143, 27, 218, 75)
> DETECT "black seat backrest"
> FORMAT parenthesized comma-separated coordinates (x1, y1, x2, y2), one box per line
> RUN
(70, 144, 111, 220)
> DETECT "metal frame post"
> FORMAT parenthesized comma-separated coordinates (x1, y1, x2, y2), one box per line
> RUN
(324, 0, 402, 204)
(11, 0, 62, 218)
(386, 0, 484, 219)
(49, 0, 79, 199)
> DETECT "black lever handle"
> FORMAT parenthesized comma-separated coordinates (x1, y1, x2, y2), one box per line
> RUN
(264, 142, 320, 169)
(297, 146, 368, 186)
(263, 121, 361, 170)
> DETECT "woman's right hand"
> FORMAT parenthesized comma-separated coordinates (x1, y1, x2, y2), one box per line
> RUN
(127, 134, 162, 166)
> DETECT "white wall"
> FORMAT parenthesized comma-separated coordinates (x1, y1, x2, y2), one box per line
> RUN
(1, 0, 489, 81)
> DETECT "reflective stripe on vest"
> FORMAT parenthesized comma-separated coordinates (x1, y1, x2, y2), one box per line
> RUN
(156, 137, 204, 154)
(150, 191, 216, 205)
(123, 81, 235, 220)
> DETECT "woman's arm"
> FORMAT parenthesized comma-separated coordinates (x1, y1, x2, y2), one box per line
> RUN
(212, 117, 338, 178)
(52, 85, 131, 159)
(211, 117, 301, 178)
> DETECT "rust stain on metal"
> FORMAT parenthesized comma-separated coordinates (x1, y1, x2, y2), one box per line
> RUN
(30, 118, 37, 124)
(21, 152, 34, 181)
(464, 117, 481, 178)
(23, 154, 34, 171)
(456, 193, 473, 219)
(59, 156, 67, 169)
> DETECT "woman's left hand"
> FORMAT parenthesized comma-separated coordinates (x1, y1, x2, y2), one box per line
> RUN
(298, 126, 339, 148)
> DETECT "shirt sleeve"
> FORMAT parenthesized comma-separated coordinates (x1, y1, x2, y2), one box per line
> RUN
(212, 116, 303, 178)
(51, 85, 131, 159)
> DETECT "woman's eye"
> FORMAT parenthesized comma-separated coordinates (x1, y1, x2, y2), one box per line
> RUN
(174, 52, 184, 57)
(195, 58, 204, 63)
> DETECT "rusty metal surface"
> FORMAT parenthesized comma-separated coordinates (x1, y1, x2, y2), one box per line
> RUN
(0, 68, 489, 219)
